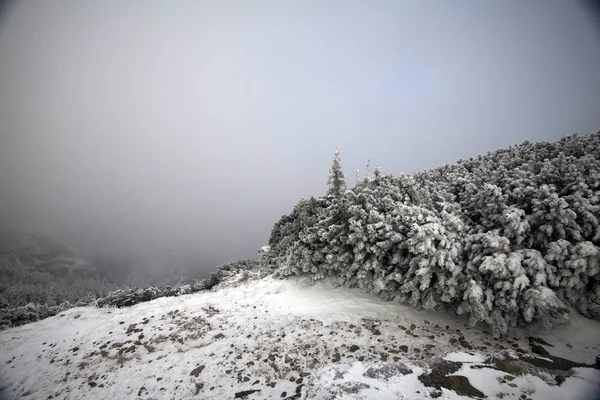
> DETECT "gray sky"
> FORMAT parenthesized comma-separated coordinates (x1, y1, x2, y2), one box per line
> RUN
(1, 1, 599, 272)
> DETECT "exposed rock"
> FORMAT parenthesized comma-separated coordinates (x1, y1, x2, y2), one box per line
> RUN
(529, 337, 553, 347)
(338, 382, 369, 394)
(194, 382, 204, 395)
(363, 363, 412, 380)
(490, 350, 589, 374)
(233, 389, 260, 399)
(419, 359, 484, 398)
(190, 365, 205, 377)
(530, 342, 550, 357)
(137, 386, 147, 397)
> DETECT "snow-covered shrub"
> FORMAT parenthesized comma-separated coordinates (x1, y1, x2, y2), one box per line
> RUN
(266, 134, 600, 336)
(95, 259, 261, 309)
(0, 301, 73, 330)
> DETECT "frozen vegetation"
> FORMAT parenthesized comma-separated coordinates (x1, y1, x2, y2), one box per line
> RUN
(264, 132, 600, 336)
(0, 229, 257, 329)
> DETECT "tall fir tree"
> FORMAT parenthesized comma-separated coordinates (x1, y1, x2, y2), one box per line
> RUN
(364, 159, 372, 183)
(327, 148, 347, 197)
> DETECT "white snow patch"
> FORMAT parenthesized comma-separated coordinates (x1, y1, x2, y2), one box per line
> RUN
(443, 352, 487, 363)
(267, 277, 453, 327)
(454, 362, 600, 400)
(302, 362, 438, 399)
(0, 274, 599, 400)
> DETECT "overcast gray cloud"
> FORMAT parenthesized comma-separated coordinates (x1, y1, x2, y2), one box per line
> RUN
(1, 0, 599, 273)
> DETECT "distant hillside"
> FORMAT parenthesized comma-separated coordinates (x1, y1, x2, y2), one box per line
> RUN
(0, 228, 259, 330)
(0, 230, 118, 309)
(265, 132, 600, 336)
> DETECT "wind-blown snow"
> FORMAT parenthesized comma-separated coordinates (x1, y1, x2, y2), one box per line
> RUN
(267, 277, 444, 325)
(1, 274, 599, 399)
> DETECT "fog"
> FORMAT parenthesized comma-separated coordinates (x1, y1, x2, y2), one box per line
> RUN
(1, 1, 599, 276)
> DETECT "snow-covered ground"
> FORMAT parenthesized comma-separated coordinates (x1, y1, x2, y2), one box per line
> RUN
(1, 273, 599, 400)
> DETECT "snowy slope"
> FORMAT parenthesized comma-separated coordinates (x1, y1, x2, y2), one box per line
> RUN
(1, 273, 599, 400)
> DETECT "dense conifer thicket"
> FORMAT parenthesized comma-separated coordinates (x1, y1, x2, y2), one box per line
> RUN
(264, 133, 600, 336)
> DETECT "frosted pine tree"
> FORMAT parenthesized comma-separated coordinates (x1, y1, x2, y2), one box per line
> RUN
(327, 148, 347, 197)
(521, 287, 570, 329)
(499, 206, 530, 246)
(529, 185, 580, 249)
(364, 159, 372, 183)
(373, 166, 382, 180)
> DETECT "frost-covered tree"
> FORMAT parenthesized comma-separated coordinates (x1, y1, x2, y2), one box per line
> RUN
(327, 148, 347, 197)
(373, 166, 382, 180)
(364, 159, 372, 183)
